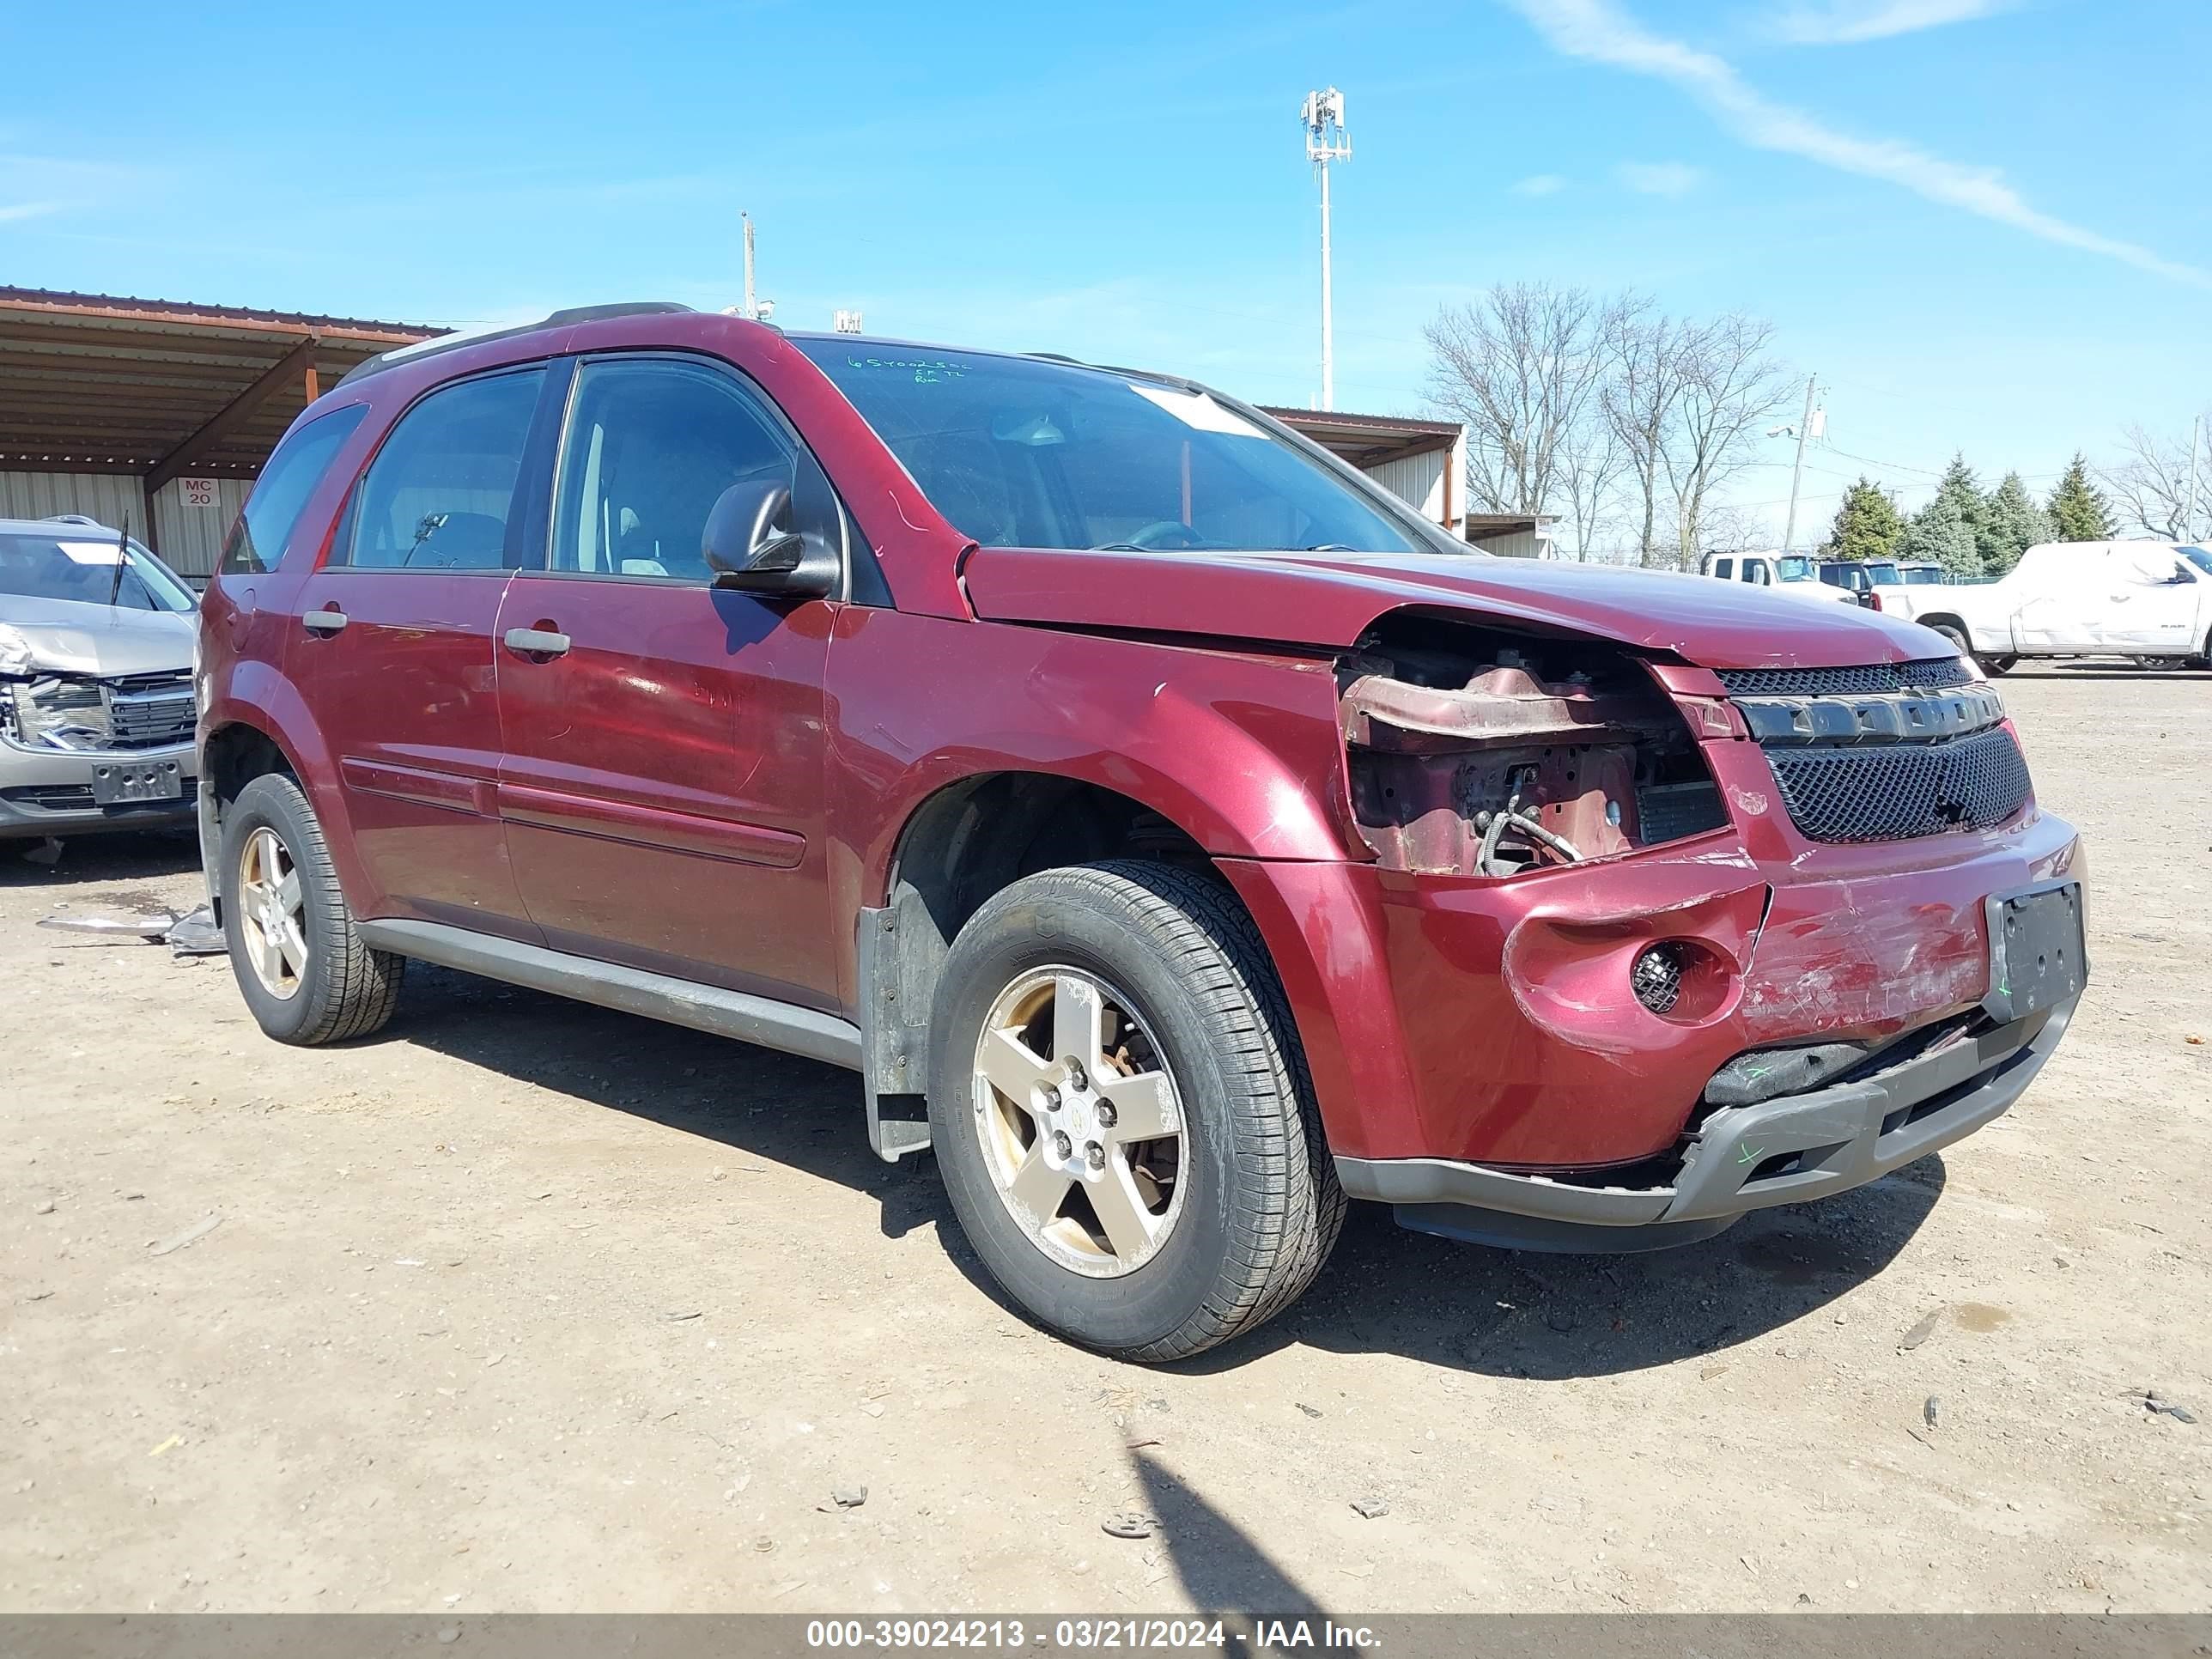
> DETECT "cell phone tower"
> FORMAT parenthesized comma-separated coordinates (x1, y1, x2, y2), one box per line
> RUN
(1300, 88, 1351, 410)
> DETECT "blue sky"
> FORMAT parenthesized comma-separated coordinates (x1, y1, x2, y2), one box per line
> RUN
(5, 0, 2206, 538)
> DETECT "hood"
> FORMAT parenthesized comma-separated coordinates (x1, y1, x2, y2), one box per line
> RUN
(0, 595, 198, 678)
(961, 547, 1953, 669)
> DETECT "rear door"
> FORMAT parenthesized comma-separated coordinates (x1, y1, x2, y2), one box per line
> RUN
(286, 365, 548, 935)
(493, 353, 840, 1006)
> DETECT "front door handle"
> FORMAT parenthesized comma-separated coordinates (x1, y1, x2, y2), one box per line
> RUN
(301, 609, 349, 635)
(504, 627, 571, 658)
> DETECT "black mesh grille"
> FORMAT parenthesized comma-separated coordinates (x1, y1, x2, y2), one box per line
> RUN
(1717, 657, 1975, 697)
(1631, 945, 1685, 1014)
(1766, 726, 2031, 843)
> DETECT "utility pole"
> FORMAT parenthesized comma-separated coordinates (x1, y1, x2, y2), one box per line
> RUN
(2185, 413, 2203, 538)
(742, 212, 757, 321)
(1780, 372, 1820, 554)
(1300, 88, 1350, 410)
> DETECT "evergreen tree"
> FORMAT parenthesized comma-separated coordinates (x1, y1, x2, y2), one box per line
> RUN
(1820, 476, 1906, 562)
(2045, 453, 2114, 541)
(1905, 453, 1989, 577)
(1980, 471, 2053, 574)
(1903, 492, 1980, 576)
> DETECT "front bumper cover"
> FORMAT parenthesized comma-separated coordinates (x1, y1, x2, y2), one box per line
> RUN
(0, 738, 198, 838)
(1336, 998, 2073, 1252)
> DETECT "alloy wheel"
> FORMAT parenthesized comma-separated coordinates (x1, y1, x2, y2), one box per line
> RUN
(236, 825, 307, 1000)
(969, 968, 1188, 1278)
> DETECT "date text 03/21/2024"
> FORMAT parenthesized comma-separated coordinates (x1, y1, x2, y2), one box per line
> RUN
(804, 1620, 1382, 1651)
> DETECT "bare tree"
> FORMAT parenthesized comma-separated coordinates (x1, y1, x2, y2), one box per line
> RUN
(2101, 422, 2209, 539)
(1423, 283, 1612, 517)
(1555, 402, 1628, 561)
(1660, 313, 1795, 567)
(1599, 298, 1688, 568)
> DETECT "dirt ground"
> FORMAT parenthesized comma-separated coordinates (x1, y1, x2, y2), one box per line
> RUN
(2, 665, 2206, 1617)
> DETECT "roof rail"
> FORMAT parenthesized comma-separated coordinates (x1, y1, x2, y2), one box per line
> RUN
(335, 301, 696, 391)
(41, 513, 104, 526)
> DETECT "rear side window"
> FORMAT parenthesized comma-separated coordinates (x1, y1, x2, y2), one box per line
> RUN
(341, 368, 545, 570)
(222, 404, 368, 574)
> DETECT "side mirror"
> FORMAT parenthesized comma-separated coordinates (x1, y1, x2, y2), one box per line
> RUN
(702, 480, 837, 597)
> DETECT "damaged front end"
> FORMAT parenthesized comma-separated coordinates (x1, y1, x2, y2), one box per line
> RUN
(2, 670, 197, 754)
(1338, 614, 1732, 878)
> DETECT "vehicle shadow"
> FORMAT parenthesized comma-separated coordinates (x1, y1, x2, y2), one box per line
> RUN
(363, 963, 1948, 1378)
(376, 964, 965, 1243)
(1215, 1164, 1945, 1380)
(2, 828, 200, 892)
(2008, 664, 2209, 681)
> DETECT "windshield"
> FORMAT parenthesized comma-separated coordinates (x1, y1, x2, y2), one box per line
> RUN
(0, 532, 197, 613)
(1901, 565, 1947, 584)
(1776, 556, 1814, 581)
(2181, 546, 2211, 576)
(794, 341, 1430, 555)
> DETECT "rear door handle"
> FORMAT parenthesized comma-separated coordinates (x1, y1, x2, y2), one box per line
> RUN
(504, 628, 571, 657)
(301, 609, 349, 635)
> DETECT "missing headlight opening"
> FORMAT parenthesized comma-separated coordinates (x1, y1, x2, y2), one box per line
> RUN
(1338, 617, 1728, 877)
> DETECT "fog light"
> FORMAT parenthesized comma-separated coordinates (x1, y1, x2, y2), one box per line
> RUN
(1631, 943, 1686, 1014)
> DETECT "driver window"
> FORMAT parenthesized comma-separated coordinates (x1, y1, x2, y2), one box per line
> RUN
(1743, 561, 1770, 585)
(552, 359, 798, 581)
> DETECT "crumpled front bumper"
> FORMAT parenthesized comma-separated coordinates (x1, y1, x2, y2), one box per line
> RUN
(1336, 999, 2073, 1250)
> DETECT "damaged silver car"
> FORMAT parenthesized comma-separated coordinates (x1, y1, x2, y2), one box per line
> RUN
(0, 514, 199, 842)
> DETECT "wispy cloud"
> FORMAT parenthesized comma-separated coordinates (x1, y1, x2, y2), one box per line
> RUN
(1510, 173, 1570, 196)
(1771, 0, 2016, 44)
(0, 202, 60, 224)
(1616, 161, 1702, 196)
(1498, 0, 2209, 288)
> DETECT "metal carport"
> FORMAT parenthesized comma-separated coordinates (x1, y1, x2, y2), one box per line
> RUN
(0, 289, 437, 580)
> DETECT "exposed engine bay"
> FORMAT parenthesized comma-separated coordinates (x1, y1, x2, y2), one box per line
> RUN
(1338, 616, 1729, 877)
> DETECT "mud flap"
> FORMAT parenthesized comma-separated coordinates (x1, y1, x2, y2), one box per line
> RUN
(858, 902, 933, 1163)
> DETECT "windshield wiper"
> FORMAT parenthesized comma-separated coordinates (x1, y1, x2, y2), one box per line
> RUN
(1302, 543, 1358, 552)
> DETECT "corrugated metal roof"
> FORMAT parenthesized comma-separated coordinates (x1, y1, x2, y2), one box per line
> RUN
(1262, 405, 1462, 471)
(0, 288, 441, 341)
(0, 288, 442, 480)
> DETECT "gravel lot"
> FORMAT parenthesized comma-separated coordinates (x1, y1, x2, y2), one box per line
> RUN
(3, 665, 2207, 1615)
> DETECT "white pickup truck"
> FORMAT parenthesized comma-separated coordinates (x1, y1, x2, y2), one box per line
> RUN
(1882, 541, 2212, 672)
(1698, 550, 1859, 605)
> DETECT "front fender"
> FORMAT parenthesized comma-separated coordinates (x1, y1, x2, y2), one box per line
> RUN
(825, 605, 1363, 925)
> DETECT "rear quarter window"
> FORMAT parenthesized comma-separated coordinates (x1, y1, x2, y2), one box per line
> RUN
(222, 404, 369, 574)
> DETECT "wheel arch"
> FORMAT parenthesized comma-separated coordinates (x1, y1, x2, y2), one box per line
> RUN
(854, 768, 1279, 1163)
(198, 662, 357, 922)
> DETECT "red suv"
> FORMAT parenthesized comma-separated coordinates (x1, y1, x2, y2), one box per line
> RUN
(196, 305, 2086, 1360)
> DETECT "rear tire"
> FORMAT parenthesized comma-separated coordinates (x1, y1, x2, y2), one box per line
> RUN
(221, 773, 404, 1046)
(927, 860, 1342, 1363)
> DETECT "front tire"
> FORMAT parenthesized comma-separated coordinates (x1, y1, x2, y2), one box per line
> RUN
(927, 861, 1342, 1362)
(221, 773, 404, 1045)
